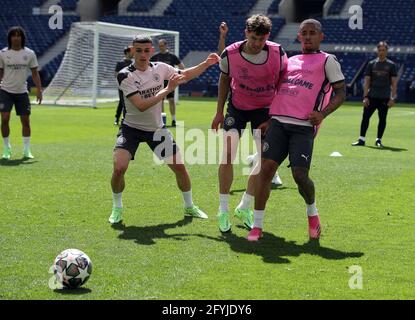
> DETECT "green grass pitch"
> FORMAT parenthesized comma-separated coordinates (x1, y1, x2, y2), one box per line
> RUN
(1, 98, 414, 299)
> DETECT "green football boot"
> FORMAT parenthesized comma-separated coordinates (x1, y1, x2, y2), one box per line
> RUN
(109, 207, 123, 224)
(2, 147, 11, 160)
(217, 211, 231, 233)
(234, 208, 254, 230)
(23, 149, 34, 159)
(184, 204, 208, 219)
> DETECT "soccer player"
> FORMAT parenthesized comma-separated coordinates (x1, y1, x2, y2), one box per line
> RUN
(0, 26, 42, 160)
(217, 21, 283, 188)
(247, 19, 346, 241)
(150, 39, 185, 127)
(114, 46, 134, 126)
(211, 15, 288, 233)
(351, 41, 398, 148)
(109, 35, 220, 224)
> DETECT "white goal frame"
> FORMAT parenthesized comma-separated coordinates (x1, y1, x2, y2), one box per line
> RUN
(43, 21, 180, 108)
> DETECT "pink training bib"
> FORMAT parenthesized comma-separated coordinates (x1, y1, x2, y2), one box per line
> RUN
(270, 51, 332, 121)
(227, 40, 283, 110)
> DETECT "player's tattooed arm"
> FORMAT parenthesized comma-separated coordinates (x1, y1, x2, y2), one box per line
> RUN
(309, 80, 346, 126)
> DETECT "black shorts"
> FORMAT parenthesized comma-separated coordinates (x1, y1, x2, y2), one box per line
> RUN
(262, 119, 314, 169)
(114, 124, 178, 160)
(0, 89, 31, 115)
(164, 80, 175, 99)
(223, 101, 270, 136)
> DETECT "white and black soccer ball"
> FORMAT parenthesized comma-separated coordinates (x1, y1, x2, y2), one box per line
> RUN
(53, 249, 92, 289)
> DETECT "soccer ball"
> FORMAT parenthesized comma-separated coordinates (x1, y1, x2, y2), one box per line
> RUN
(53, 248, 92, 289)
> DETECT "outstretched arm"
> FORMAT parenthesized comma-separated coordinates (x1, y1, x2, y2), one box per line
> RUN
(180, 53, 220, 82)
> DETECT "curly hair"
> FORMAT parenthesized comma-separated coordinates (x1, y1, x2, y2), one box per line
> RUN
(245, 14, 272, 35)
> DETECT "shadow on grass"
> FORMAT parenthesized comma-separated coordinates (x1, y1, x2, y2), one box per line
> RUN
(366, 146, 408, 152)
(195, 232, 364, 264)
(111, 216, 194, 245)
(53, 287, 92, 295)
(230, 186, 292, 195)
(0, 158, 38, 166)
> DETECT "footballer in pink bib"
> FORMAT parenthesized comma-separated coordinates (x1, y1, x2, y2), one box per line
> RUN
(248, 19, 346, 242)
(227, 40, 283, 111)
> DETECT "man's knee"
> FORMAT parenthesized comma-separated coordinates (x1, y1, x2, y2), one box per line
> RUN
(113, 163, 128, 177)
(292, 167, 309, 186)
(113, 154, 130, 177)
(259, 159, 278, 178)
(1, 113, 10, 124)
(20, 116, 30, 127)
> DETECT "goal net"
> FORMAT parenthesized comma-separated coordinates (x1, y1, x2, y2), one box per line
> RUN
(43, 21, 179, 107)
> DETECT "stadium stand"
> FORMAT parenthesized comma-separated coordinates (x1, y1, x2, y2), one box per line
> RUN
(127, 0, 158, 13)
(327, 0, 347, 15)
(1, 0, 46, 15)
(101, 0, 285, 93)
(57, 0, 79, 12)
(268, 0, 281, 15)
(0, 15, 79, 56)
(2, 0, 414, 102)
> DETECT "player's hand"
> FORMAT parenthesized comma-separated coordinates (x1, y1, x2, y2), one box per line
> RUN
(387, 98, 395, 108)
(308, 111, 324, 126)
(36, 89, 43, 104)
(166, 73, 184, 92)
(219, 22, 228, 37)
(363, 97, 369, 108)
(211, 112, 224, 132)
(205, 53, 221, 67)
(257, 120, 271, 136)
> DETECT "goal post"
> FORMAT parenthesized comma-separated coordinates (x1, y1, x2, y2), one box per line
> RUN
(43, 21, 180, 108)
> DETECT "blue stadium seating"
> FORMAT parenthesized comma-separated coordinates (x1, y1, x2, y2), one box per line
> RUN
(268, 0, 281, 14)
(1, 0, 45, 15)
(0, 15, 79, 56)
(3, 0, 414, 101)
(100, 14, 285, 91)
(327, 0, 346, 15)
(164, 0, 257, 17)
(57, 0, 78, 11)
(127, 0, 157, 13)
(116, 0, 281, 92)
(322, 18, 414, 46)
(322, 0, 415, 46)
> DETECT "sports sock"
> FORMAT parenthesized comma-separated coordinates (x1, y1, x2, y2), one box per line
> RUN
(182, 190, 193, 208)
(237, 192, 253, 210)
(219, 193, 229, 212)
(23, 136, 30, 151)
(253, 210, 264, 229)
(3, 137, 11, 149)
(306, 202, 318, 217)
(112, 192, 123, 208)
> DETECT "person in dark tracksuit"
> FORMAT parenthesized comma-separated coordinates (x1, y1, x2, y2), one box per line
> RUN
(352, 41, 398, 148)
(114, 46, 133, 126)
